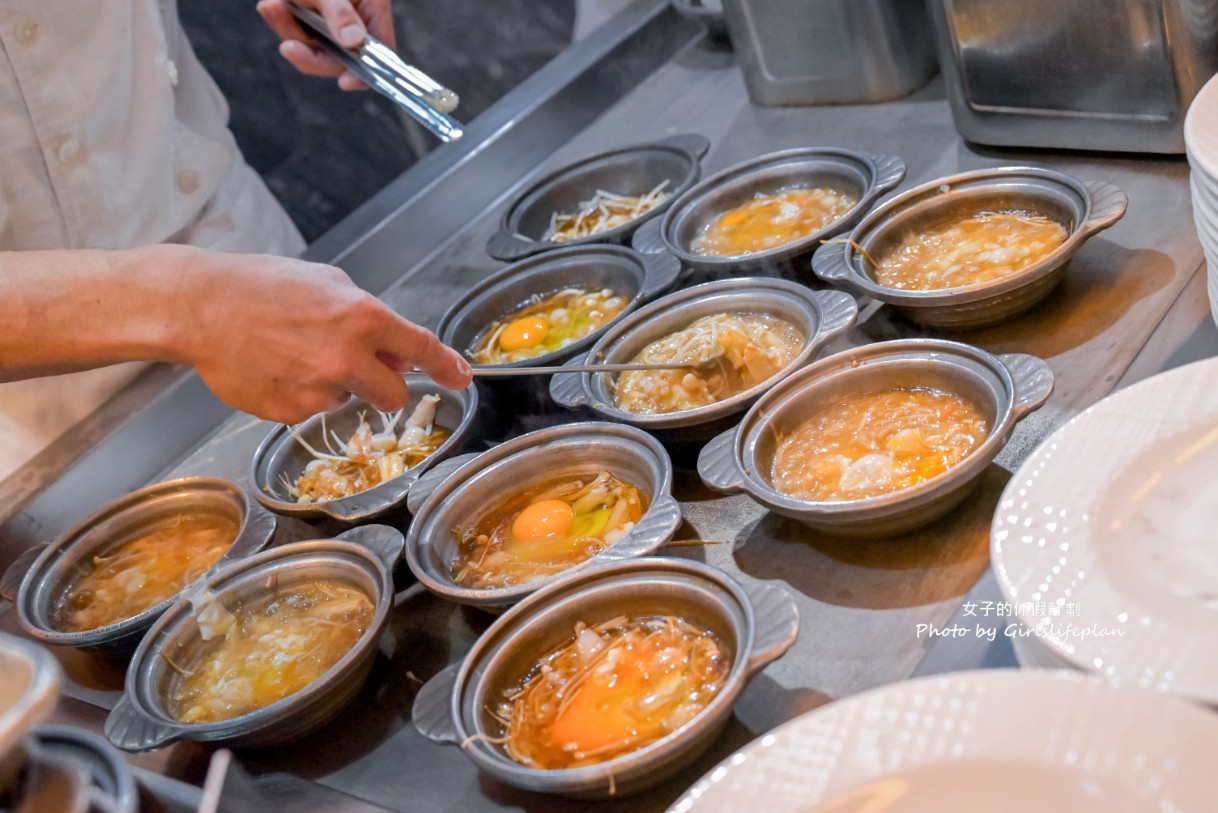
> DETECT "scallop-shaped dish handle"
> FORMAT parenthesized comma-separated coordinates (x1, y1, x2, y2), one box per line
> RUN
(630, 216, 667, 256)
(412, 662, 462, 744)
(549, 353, 593, 410)
(486, 229, 541, 263)
(868, 153, 907, 196)
(406, 452, 480, 515)
(596, 495, 683, 562)
(697, 427, 748, 495)
(999, 353, 1055, 419)
(810, 239, 853, 284)
(104, 695, 180, 753)
(220, 502, 278, 564)
(638, 250, 682, 301)
(654, 132, 711, 160)
(740, 579, 800, 675)
(334, 525, 406, 571)
(1, 542, 47, 603)
(810, 289, 859, 345)
(1080, 181, 1129, 236)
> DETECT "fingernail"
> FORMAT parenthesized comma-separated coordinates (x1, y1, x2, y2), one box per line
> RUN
(339, 23, 364, 47)
(456, 356, 472, 378)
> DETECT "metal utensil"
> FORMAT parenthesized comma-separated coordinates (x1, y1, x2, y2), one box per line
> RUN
(287, 3, 463, 142)
(471, 359, 719, 377)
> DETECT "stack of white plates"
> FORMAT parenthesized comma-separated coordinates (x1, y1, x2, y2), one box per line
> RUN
(1185, 72, 1218, 328)
(990, 356, 1218, 704)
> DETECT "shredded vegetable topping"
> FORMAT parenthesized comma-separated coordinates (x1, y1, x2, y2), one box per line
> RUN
(452, 472, 648, 589)
(691, 186, 859, 257)
(281, 395, 450, 503)
(53, 514, 237, 632)
(874, 210, 1068, 290)
(490, 615, 729, 769)
(614, 312, 804, 414)
(471, 288, 628, 364)
(171, 580, 373, 723)
(541, 182, 670, 243)
(771, 387, 990, 502)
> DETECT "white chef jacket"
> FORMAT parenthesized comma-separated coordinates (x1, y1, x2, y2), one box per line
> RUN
(0, 0, 306, 482)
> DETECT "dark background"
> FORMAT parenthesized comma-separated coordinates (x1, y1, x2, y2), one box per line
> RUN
(181, 0, 575, 241)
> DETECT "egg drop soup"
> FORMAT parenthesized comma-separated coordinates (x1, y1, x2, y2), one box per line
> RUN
(691, 187, 859, 257)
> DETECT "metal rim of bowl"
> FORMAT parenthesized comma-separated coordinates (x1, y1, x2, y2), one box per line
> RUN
(704, 339, 1048, 519)
(6, 477, 276, 651)
(550, 277, 858, 431)
(106, 528, 401, 751)
(486, 133, 711, 260)
(810, 165, 1129, 307)
(403, 421, 679, 608)
(248, 375, 479, 522)
(435, 244, 680, 370)
(638, 146, 906, 270)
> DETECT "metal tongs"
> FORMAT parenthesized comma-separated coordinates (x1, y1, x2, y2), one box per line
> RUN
(287, 2, 463, 142)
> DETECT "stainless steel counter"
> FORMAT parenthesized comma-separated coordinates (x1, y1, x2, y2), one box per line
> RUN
(2, 2, 1216, 810)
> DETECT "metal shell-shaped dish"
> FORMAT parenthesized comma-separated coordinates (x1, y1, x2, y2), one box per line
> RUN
(104, 525, 404, 752)
(250, 375, 479, 523)
(811, 166, 1129, 329)
(0, 478, 277, 655)
(486, 133, 711, 261)
(698, 339, 1054, 537)
(0, 633, 62, 763)
(404, 422, 682, 612)
(411, 557, 799, 798)
(631, 147, 906, 272)
(436, 244, 681, 371)
(549, 278, 858, 444)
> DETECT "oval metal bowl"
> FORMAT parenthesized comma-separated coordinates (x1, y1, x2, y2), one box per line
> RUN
(486, 133, 711, 262)
(0, 478, 277, 655)
(631, 147, 905, 272)
(811, 166, 1129, 329)
(411, 557, 799, 798)
(549, 278, 858, 445)
(698, 339, 1054, 537)
(104, 525, 403, 752)
(250, 374, 479, 523)
(403, 422, 682, 612)
(436, 244, 681, 370)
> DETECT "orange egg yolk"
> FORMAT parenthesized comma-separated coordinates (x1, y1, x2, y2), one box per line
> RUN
(549, 640, 665, 752)
(511, 499, 574, 541)
(498, 317, 550, 351)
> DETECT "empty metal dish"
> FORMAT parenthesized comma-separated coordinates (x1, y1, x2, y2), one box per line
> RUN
(436, 244, 680, 370)
(104, 525, 403, 752)
(486, 133, 711, 261)
(0, 478, 277, 655)
(811, 166, 1128, 329)
(549, 278, 858, 444)
(631, 147, 905, 272)
(698, 339, 1053, 536)
(412, 557, 799, 797)
(250, 374, 478, 523)
(404, 422, 682, 612)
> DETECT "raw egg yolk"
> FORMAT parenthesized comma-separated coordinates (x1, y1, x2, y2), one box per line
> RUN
(511, 499, 574, 541)
(498, 317, 550, 351)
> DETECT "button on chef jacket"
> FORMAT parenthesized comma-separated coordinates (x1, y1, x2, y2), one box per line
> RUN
(0, 0, 307, 482)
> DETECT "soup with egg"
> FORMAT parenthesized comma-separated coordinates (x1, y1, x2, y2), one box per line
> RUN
(691, 187, 859, 257)
(470, 287, 628, 364)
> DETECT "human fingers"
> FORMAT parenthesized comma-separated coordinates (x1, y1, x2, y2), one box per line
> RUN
(339, 354, 412, 413)
(354, 0, 396, 49)
(278, 40, 346, 79)
(372, 313, 472, 391)
(300, 0, 367, 48)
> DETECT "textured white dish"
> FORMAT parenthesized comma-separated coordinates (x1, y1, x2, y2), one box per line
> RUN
(992, 356, 1218, 704)
(668, 670, 1218, 813)
(1184, 72, 1218, 182)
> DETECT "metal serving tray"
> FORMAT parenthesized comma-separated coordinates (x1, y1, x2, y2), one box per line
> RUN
(0, 0, 1211, 810)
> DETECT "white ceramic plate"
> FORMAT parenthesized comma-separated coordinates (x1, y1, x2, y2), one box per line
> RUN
(669, 670, 1218, 813)
(992, 356, 1218, 704)
(1185, 72, 1218, 181)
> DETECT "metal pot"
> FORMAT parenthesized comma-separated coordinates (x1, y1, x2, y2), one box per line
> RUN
(0, 632, 62, 795)
(549, 278, 858, 445)
(631, 147, 905, 272)
(698, 339, 1054, 536)
(412, 557, 799, 797)
(403, 422, 682, 612)
(20, 726, 139, 813)
(486, 133, 711, 261)
(250, 375, 479, 523)
(811, 166, 1128, 329)
(0, 478, 277, 655)
(104, 525, 403, 752)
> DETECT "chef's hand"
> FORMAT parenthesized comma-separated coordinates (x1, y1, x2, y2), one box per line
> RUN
(256, 0, 394, 91)
(171, 246, 472, 424)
